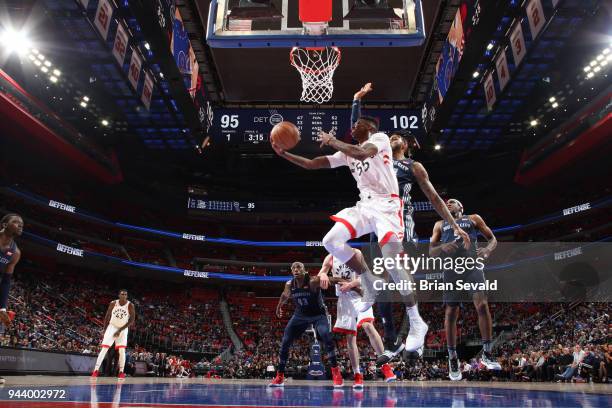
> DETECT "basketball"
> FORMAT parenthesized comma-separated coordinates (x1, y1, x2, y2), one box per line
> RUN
(270, 121, 301, 151)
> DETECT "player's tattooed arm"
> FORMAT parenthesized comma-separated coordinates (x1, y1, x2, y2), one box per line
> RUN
(320, 132, 378, 161)
(412, 161, 471, 250)
(470, 214, 497, 259)
(276, 281, 292, 318)
(317, 254, 333, 290)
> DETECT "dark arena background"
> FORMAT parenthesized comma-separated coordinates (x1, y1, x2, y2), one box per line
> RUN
(0, 0, 611, 407)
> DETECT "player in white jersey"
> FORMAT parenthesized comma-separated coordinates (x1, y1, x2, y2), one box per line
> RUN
(318, 249, 396, 387)
(272, 105, 470, 353)
(91, 289, 136, 380)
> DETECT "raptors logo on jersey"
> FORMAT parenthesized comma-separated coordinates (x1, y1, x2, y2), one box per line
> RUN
(109, 300, 130, 328)
(330, 256, 358, 297)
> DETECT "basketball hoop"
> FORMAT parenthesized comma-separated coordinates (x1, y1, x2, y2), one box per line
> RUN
(290, 46, 341, 104)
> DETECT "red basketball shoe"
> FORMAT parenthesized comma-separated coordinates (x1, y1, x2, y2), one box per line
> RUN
(268, 372, 285, 387)
(331, 366, 344, 388)
(353, 372, 364, 389)
(381, 364, 397, 382)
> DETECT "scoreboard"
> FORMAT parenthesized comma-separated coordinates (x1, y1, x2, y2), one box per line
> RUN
(211, 108, 423, 146)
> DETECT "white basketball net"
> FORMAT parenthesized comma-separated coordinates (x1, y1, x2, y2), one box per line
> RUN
(290, 47, 341, 104)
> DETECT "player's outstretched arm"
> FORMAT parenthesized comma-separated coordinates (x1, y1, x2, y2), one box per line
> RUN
(272, 142, 331, 170)
(412, 161, 471, 249)
(352, 83, 372, 125)
(320, 132, 377, 161)
(275, 282, 291, 318)
(470, 214, 497, 259)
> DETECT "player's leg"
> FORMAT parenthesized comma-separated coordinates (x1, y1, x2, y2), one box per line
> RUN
(473, 291, 500, 370)
(93, 326, 116, 376)
(313, 314, 343, 387)
(269, 316, 308, 386)
(324, 209, 383, 296)
(378, 234, 428, 352)
(372, 201, 428, 352)
(356, 302, 396, 382)
(345, 333, 363, 388)
(116, 329, 128, 379)
(445, 303, 462, 380)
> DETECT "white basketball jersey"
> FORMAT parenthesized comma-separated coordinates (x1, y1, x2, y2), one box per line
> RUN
(109, 300, 130, 328)
(326, 132, 399, 199)
(330, 256, 357, 297)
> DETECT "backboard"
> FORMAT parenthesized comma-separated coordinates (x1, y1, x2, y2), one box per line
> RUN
(206, 0, 426, 48)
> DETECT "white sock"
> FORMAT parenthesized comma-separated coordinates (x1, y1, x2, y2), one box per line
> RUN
(118, 348, 126, 373)
(406, 304, 423, 322)
(94, 347, 109, 370)
(353, 366, 361, 374)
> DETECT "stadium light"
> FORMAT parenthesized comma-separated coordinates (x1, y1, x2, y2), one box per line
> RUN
(596, 55, 603, 61)
(37, 53, 44, 60)
(49, 76, 58, 83)
(0, 27, 32, 55)
(101, 119, 109, 126)
(593, 66, 601, 72)
(589, 60, 597, 66)
(83, 96, 89, 102)
(43, 60, 51, 67)
(486, 42, 494, 50)
(41, 66, 48, 73)
(552, 102, 558, 108)
(549, 96, 556, 103)
(33, 59, 41, 66)
(80, 101, 87, 108)
(583, 66, 591, 72)
(434, 144, 442, 150)
(53, 69, 61, 76)
(530, 119, 538, 127)
(144, 42, 150, 50)
(472, 71, 480, 78)
(587, 72, 594, 78)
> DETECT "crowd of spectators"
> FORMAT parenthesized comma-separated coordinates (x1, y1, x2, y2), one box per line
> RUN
(0, 265, 609, 383)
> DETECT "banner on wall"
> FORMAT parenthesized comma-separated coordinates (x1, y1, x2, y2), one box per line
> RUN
(128, 50, 143, 90)
(112, 23, 129, 67)
(420, 0, 481, 132)
(141, 71, 154, 110)
(510, 22, 527, 67)
(94, 0, 113, 41)
(484, 72, 496, 110)
(526, 0, 546, 39)
(495, 50, 510, 91)
(171, 7, 200, 100)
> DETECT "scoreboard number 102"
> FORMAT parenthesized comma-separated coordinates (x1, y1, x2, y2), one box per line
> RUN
(390, 115, 419, 129)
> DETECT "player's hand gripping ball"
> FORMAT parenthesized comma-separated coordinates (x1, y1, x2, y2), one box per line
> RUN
(271, 121, 301, 151)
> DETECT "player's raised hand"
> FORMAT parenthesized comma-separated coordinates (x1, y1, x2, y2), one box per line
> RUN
(354, 82, 373, 100)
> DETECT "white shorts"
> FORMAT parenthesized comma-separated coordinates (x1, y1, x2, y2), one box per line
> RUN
(331, 195, 404, 246)
(333, 293, 375, 335)
(101, 325, 128, 349)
